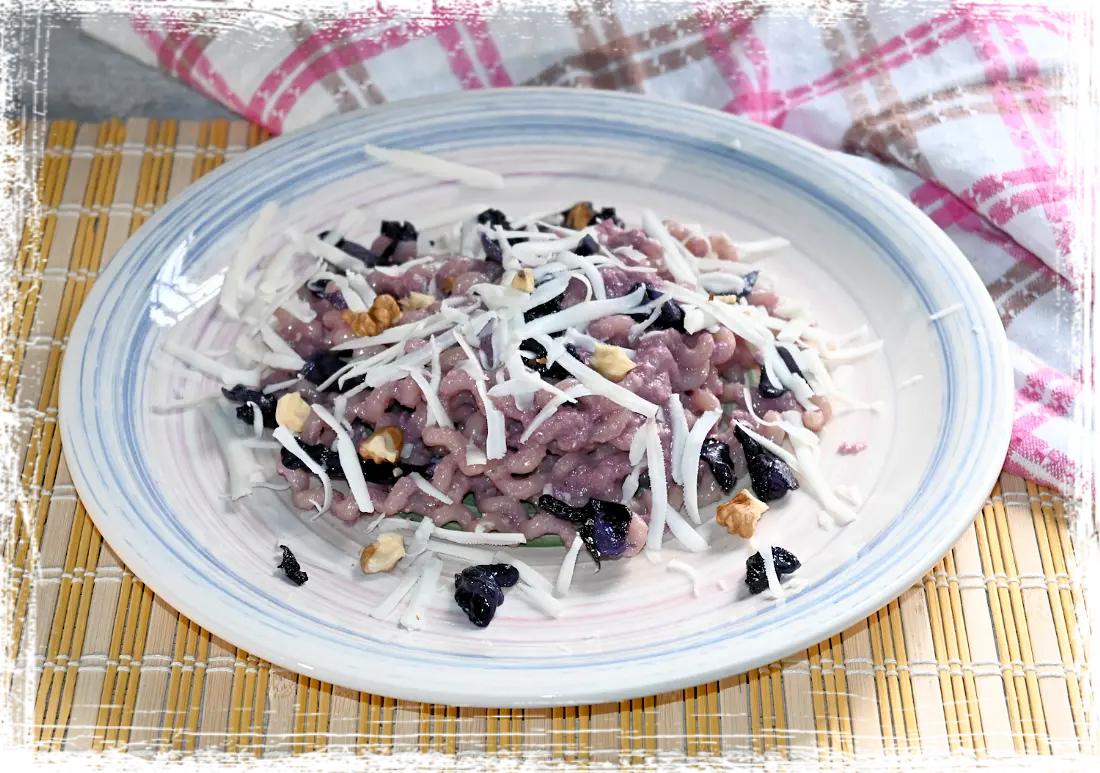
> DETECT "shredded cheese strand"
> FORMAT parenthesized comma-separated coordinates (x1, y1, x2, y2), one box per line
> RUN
(311, 405, 374, 514)
(162, 341, 262, 386)
(681, 409, 723, 525)
(519, 386, 592, 443)
(273, 426, 332, 516)
(409, 472, 453, 505)
(555, 536, 584, 597)
(220, 201, 278, 319)
(398, 555, 444, 631)
(644, 417, 669, 555)
(364, 143, 505, 189)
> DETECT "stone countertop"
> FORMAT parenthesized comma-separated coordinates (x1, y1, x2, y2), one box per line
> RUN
(1, 0, 234, 121)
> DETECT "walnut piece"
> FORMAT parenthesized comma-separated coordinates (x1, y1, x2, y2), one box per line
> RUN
(590, 343, 637, 382)
(400, 292, 436, 311)
(716, 490, 769, 538)
(563, 201, 595, 231)
(360, 532, 405, 574)
(275, 392, 311, 432)
(359, 426, 403, 464)
(511, 269, 535, 293)
(341, 294, 403, 337)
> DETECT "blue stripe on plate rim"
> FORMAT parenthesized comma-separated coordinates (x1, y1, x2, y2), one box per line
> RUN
(61, 90, 1012, 687)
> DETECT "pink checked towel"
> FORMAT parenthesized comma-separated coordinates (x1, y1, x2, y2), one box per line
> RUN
(82, 2, 1089, 496)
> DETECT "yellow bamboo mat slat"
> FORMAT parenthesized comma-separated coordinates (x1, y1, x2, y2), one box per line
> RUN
(2, 119, 1092, 762)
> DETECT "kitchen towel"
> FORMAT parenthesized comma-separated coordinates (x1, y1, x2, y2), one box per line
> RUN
(81, 1, 1089, 496)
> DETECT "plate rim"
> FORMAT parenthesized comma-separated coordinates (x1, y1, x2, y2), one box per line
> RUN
(60, 88, 1014, 707)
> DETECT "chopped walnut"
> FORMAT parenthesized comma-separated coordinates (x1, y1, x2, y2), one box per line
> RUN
(563, 201, 595, 231)
(275, 392, 311, 433)
(716, 490, 769, 538)
(400, 292, 436, 311)
(439, 276, 456, 295)
(371, 294, 401, 327)
(341, 294, 403, 337)
(590, 343, 637, 382)
(510, 269, 535, 293)
(360, 532, 405, 574)
(359, 425, 403, 464)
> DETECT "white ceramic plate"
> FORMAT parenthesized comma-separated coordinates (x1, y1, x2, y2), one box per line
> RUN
(60, 89, 1012, 708)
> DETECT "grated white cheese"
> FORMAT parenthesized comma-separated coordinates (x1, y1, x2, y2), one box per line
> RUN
(405, 515, 436, 558)
(431, 527, 526, 547)
(371, 256, 436, 277)
(555, 535, 584, 597)
(345, 271, 377, 306)
(423, 539, 495, 564)
(510, 231, 594, 261)
(621, 462, 645, 503)
(627, 298, 669, 342)
(313, 271, 367, 312)
(335, 314, 455, 352)
(777, 317, 811, 344)
(299, 234, 372, 275)
(162, 341, 263, 386)
(246, 401, 264, 438)
(667, 559, 704, 596)
(561, 328, 635, 360)
(259, 323, 306, 370)
(555, 351, 658, 418)
(219, 201, 279, 319)
(644, 418, 669, 555)
(763, 345, 816, 411)
(203, 405, 264, 499)
(692, 258, 760, 276)
(460, 361, 507, 460)
(665, 504, 709, 552)
(928, 303, 964, 321)
(520, 385, 592, 444)
(628, 422, 648, 466)
(152, 392, 222, 413)
(699, 273, 746, 296)
(273, 426, 332, 516)
(406, 368, 453, 428)
(733, 421, 800, 470)
(820, 340, 884, 365)
(741, 391, 818, 448)
(429, 335, 442, 392)
(359, 330, 459, 388)
(733, 236, 789, 258)
(370, 554, 428, 619)
(311, 405, 374, 514)
(516, 581, 564, 618)
(794, 443, 858, 527)
(681, 409, 723, 525)
(517, 285, 645, 339)
(641, 209, 698, 287)
(397, 555, 444, 631)
(834, 485, 864, 507)
(364, 143, 505, 189)
(559, 252, 606, 300)
(257, 239, 303, 296)
(682, 306, 706, 335)
(409, 472, 453, 505)
(752, 538, 786, 600)
(464, 445, 488, 467)
(492, 551, 554, 595)
(277, 290, 317, 324)
(668, 396, 690, 485)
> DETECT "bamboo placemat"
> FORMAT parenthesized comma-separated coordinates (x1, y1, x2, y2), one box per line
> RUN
(1, 118, 1093, 762)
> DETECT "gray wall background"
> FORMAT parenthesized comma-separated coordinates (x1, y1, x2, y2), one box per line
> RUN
(11, 12, 238, 122)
